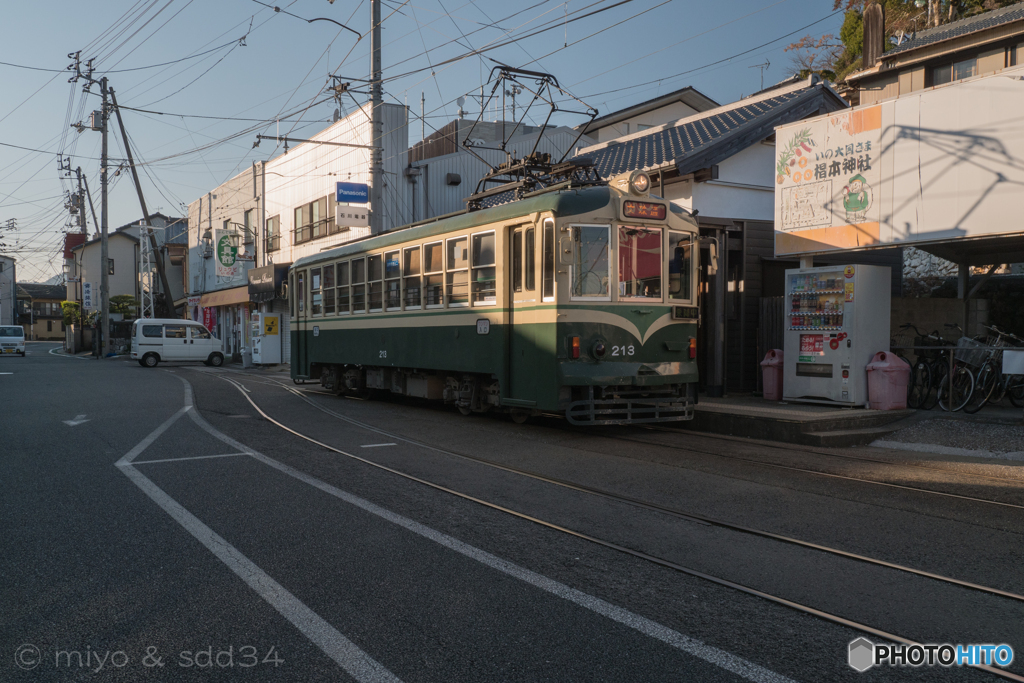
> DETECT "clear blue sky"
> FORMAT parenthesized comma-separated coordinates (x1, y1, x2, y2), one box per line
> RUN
(0, 0, 843, 282)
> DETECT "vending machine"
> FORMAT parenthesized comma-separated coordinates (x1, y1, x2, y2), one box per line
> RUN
(782, 264, 890, 407)
(251, 312, 281, 365)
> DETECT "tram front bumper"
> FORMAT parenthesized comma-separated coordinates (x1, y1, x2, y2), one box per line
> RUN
(557, 360, 697, 387)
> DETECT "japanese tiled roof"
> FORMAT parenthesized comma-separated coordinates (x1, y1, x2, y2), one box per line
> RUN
(18, 283, 66, 301)
(885, 2, 1024, 57)
(575, 85, 839, 178)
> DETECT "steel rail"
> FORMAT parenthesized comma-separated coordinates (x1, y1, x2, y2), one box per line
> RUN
(600, 431, 1024, 511)
(208, 373, 1024, 682)
(645, 425, 1024, 487)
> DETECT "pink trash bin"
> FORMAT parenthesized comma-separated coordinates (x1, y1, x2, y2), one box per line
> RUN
(866, 351, 911, 410)
(760, 349, 784, 401)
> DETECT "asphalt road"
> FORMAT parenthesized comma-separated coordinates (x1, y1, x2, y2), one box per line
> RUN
(2, 344, 1021, 682)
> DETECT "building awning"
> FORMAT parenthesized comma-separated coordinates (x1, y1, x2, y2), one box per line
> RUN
(248, 262, 291, 303)
(200, 286, 250, 308)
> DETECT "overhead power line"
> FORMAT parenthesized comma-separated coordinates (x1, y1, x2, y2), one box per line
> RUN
(0, 39, 241, 75)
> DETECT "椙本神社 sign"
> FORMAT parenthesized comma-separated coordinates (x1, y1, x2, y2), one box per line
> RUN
(775, 66, 1024, 257)
(775, 106, 881, 256)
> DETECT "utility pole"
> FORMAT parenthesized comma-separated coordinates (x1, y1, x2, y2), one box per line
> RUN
(369, 0, 383, 234)
(69, 53, 111, 356)
(420, 92, 425, 142)
(99, 76, 110, 357)
(110, 88, 177, 317)
(74, 168, 87, 234)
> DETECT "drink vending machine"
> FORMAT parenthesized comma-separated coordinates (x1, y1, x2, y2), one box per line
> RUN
(782, 264, 890, 406)
(251, 312, 281, 365)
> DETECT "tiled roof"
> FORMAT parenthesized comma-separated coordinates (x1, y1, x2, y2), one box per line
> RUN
(886, 2, 1024, 57)
(19, 283, 66, 301)
(575, 86, 837, 178)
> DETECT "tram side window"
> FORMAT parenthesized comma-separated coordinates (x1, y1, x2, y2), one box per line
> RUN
(571, 225, 610, 298)
(446, 237, 469, 306)
(543, 220, 555, 300)
(337, 261, 350, 314)
(668, 232, 693, 301)
(424, 242, 443, 307)
(404, 247, 421, 308)
(368, 255, 383, 311)
(323, 263, 336, 315)
(384, 250, 401, 309)
(525, 227, 536, 292)
(311, 267, 323, 315)
(471, 232, 496, 305)
(352, 258, 366, 313)
(618, 226, 662, 299)
(297, 271, 305, 314)
(512, 230, 523, 293)
(289, 273, 296, 316)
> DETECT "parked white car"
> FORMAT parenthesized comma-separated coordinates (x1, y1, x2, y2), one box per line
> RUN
(131, 319, 224, 368)
(0, 325, 25, 356)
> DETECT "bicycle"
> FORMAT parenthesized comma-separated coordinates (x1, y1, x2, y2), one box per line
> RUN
(936, 323, 976, 412)
(893, 323, 945, 409)
(964, 325, 1024, 413)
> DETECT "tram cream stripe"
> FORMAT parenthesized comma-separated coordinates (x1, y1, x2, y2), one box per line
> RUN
(185, 376, 794, 683)
(114, 378, 404, 683)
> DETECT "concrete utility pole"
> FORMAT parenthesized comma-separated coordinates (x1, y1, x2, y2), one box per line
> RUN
(75, 168, 87, 234)
(369, 0, 384, 234)
(99, 76, 110, 358)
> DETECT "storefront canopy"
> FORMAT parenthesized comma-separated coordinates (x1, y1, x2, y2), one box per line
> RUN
(199, 285, 250, 308)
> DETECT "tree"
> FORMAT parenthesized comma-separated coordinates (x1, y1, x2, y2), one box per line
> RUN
(787, 1, 1018, 84)
(109, 295, 139, 317)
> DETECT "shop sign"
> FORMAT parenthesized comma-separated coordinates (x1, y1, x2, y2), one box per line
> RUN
(215, 229, 240, 279)
(83, 282, 94, 310)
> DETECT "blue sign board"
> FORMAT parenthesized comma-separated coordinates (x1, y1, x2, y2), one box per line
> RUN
(336, 182, 369, 204)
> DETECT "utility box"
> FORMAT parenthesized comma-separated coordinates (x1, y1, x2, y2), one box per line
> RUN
(782, 264, 890, 407)
(251, 313, 281, 364)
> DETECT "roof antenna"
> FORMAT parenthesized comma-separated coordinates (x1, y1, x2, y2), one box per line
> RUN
(748, 59, 770, 91)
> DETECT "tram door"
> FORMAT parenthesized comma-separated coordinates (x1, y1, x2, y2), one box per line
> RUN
(507, 225, 539, 402)
(295, 270, 307, 372)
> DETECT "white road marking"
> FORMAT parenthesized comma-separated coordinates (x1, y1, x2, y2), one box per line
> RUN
(115, 383, 403, 683)
(132, 453, 248, 465)
(63, 414, 90, 427)
(360, 443, 397, 448)
(186, 377, 793, 683)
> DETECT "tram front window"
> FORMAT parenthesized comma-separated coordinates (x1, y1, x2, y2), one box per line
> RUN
(618, 226, 662, 298)
(571, 225, 609, 298)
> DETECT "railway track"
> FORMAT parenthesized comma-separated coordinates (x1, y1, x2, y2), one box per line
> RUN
(202, 370, 1024, 681)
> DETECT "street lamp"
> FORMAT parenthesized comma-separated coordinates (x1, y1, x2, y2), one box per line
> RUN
(201, 228, 213, 258)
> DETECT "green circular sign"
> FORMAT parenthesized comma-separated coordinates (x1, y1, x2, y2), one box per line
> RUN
(217, 235, 236, 267)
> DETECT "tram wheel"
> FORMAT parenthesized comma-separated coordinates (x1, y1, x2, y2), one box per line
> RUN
(458, 405, 473, 416)
(509, 408, 531, 424)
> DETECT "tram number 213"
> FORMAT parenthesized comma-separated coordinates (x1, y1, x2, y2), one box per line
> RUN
(611, 345, 635, 357)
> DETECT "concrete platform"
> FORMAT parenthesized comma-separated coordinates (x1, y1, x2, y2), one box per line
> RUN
(690, 395, 915, 447)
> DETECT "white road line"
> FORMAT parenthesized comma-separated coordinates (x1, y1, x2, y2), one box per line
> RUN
(115, 380, 403, 683)
(182, 376, 793, 683)
(132, 453, 247, 465)
(360, 443, 397, 448)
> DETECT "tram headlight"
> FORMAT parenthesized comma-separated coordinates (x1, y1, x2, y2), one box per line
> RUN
(593, 342, 606, 358)
(629, 171, 651, 196)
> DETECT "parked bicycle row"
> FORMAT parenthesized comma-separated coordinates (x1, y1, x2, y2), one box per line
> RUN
(891, 323, 1024, 414)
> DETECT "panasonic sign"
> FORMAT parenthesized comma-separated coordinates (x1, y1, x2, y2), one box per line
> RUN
(336, 182, 369, 204)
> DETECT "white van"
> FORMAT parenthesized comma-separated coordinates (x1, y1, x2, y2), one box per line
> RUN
(131, 319, 224, 368)
(0, 325, 26, 356)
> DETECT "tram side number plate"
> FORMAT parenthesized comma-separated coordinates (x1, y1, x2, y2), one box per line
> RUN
(313, 326, 320, 337)
(476, 319, 490, 335)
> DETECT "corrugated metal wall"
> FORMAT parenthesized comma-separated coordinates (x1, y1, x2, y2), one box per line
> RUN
(409, 128, 594, 220)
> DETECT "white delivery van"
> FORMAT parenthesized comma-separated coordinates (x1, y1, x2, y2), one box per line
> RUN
(0, 325, 26, 356)
(131, 318, 224, 368)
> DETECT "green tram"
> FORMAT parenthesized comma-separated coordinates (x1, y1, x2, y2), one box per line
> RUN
(288, 170, 700, 425)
